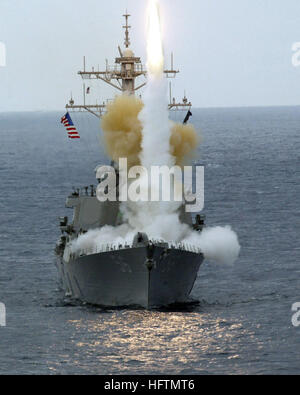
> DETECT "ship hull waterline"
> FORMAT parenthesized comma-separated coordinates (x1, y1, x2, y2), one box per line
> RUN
(56, 246, 204, 309)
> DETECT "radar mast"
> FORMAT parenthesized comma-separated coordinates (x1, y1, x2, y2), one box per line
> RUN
(66, 13, 191, 118)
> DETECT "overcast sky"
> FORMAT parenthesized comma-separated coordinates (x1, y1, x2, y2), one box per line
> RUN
(0, 0, 299, 111)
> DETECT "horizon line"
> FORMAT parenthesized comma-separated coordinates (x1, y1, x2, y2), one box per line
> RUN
(0, 103, 299, 114)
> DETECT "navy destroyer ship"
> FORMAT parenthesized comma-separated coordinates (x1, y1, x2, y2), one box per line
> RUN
(55, 13, 205, 309)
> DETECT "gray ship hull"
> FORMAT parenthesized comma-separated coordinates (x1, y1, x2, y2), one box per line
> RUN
(56, 245, 203, 309)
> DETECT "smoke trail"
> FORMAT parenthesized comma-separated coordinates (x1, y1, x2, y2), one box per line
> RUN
(139, 0, 173, 169)
(139, 77, 173, 167)
(116, 0, 183, 237)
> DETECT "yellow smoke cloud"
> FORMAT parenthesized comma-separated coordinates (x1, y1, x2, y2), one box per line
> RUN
(101, 95, 144, 168)
(101, 95, 200, 167)
(170, 121, 201, 166)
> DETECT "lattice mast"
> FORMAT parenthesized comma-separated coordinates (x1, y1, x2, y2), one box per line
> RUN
(66, 13, 191, 118)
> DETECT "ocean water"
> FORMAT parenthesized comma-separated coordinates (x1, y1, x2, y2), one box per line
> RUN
(0, 106, 299, 375)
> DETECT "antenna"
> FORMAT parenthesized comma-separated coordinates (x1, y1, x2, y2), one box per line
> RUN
(123, 11, 131, 48)
(69, 92, 74, 106)
(118, 46, 123, 57)
(183, 90, 188, 104)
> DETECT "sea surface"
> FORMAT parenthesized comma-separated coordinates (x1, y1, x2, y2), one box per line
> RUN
(0, 107, 299, 375)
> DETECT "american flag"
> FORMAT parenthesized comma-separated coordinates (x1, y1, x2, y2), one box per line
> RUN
(61, 112, 80, 139)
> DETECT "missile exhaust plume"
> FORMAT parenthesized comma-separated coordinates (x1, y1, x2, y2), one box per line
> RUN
(146, 0, 164, 77)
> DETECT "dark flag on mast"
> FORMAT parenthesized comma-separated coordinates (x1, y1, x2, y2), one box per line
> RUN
(183, 110, 192, 124)
(61, 112, 80, 139)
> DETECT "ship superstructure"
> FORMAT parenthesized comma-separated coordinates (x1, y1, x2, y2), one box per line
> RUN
(55, 13, 204, 309)
(66, 13, 192, 118)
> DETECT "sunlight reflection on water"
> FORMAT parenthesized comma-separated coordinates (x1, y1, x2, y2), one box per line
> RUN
(45, 309, 256, 374)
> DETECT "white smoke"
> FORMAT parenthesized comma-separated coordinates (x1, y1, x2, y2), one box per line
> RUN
(70, 224, 136, 253)
(183, 226, 241, 266)
(70, 221, 240, 267)
(120, 199, 189, 242)
(139, 76, 174, 168)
